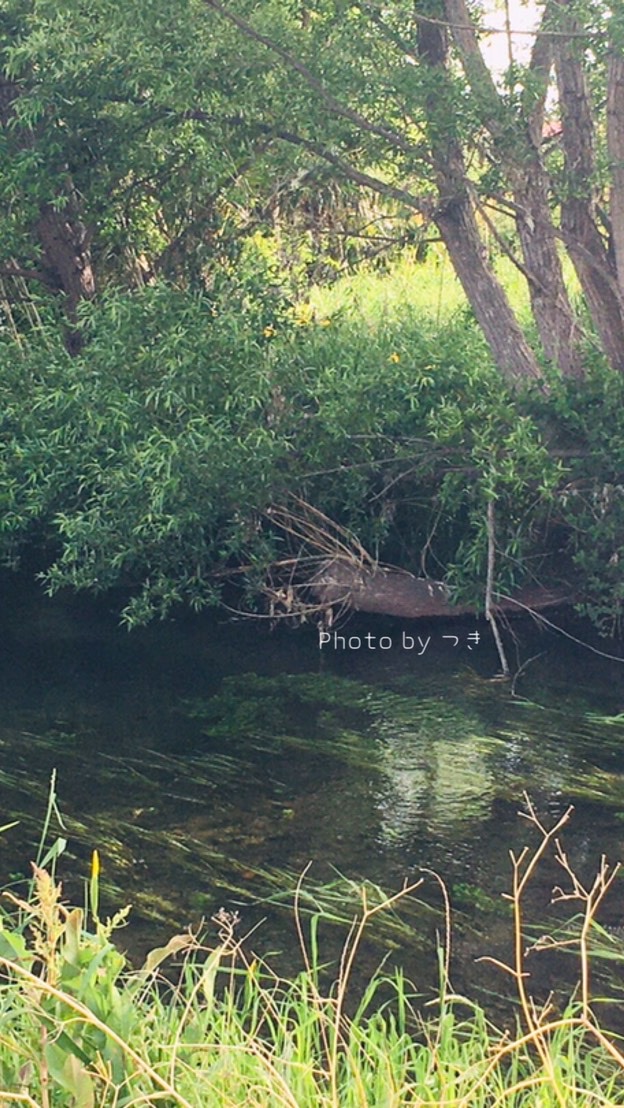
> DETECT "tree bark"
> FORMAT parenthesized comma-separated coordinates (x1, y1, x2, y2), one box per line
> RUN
(607, 43, 624, 301)
(1, 75, 95, 352)
(513, 160, 583, 377)
(444, 0, 583, 378)
(310, 558, 572, 619)
(418, 13, 544, 386)
(434, 195, 544, 385)
(554, 1, 624, 372)
(36, 196, 96, 345)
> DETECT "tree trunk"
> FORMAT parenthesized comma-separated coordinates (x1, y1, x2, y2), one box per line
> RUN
(607, 44, 624, 301)
(310, 558, 572, 619)
(418, 12, 544, 386)
(514, 6, 583, 376)
(444, 0, 583, 378)
(554, 2, 624, 372)
(1, 74, 95, 352)
(36, 196, 96, 350)
(513, 159, 584, 377)
(434, 197, 543, 385)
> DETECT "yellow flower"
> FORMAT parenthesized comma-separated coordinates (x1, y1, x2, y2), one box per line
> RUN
(319, 318, 332, 327)
(263, 325, 276, 338)
(91, 849, 100, 880)
(389, 352, 401, 363)
(294, 304, 315, 326)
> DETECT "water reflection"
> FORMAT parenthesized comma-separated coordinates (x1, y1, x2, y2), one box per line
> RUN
(376, 723, 498, 845)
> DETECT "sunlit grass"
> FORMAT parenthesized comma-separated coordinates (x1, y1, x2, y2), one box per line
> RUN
(309, 247, 466, 327)
(308, 244, 579, 330)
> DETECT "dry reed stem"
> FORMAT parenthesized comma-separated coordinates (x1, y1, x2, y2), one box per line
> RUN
(474, 794, 624, 1108)
(293, 862, 334, 1070)
(551, 843, 621, 1021)
(322, 878, 425, 1108)
(0, 1097, 41, 1107)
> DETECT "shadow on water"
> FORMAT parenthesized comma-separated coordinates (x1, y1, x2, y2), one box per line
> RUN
(1, 570, 624, 1013)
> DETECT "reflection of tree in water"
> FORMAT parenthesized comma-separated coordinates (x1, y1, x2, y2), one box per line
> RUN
(372, 699, 501, 845)
(373, 686, 624, 852)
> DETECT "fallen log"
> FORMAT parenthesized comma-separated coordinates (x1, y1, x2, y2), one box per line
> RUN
(309, 559, 573, 620)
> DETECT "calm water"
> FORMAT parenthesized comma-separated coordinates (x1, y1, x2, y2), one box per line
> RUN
(2, 571, 624, 1012)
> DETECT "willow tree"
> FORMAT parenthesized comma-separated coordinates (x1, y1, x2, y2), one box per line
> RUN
(203, 0, 624, 386)
(0, 0, 274, 346)
(3, 0, 621, 378)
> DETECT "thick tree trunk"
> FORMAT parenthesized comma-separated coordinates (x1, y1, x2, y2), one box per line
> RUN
(607, 45, 624, 301)
(36, 197, 96, 349)
(310, 559, 572, 619)
(554, 3, 624, 372)
(514, 9, 584, 376)
(418, 12, 543, 386)
(1, 74, 95, 352)
(513, 160, 584, 377)
(444, 0, 583, 378)
(434, 198, 543, 385)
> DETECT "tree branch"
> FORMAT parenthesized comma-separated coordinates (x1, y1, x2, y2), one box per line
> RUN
(444, 0, 504, 138)
(268, 127, 434, 216)
(203, 0, 429, 164)
(0, 262, 55, 288)
(525, 0, 556, 144)
(110, 103, 435, 218)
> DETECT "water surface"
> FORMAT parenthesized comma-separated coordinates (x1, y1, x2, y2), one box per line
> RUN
(2, 572, 624, 1011)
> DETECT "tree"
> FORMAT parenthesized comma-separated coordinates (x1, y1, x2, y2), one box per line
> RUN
(4, 0, 621, 383)
(0, 0, 276, 345)
(203, 0, 624, 386)
(2, 0, 624, 631)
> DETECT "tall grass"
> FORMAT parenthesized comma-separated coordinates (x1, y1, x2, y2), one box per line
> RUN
(309, 247, 467, 327)
(309, 244, 579, 329)
(0, 798, 623, 1105)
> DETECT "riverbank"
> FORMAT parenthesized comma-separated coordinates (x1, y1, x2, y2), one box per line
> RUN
(2, 811, 624, 1107)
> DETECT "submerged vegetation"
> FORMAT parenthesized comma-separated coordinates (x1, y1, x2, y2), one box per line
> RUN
(4, 665, 624, 943)
(1, 800, 624, 1105)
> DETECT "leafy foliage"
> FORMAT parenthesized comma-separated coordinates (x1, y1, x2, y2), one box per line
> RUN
(2, 270, 621, 627)
(0, 0, 623, 628)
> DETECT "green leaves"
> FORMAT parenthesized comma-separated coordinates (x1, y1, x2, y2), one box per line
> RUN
(0, 269, 621, 630)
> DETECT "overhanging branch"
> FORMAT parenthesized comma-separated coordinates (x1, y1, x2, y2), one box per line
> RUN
(204, 0, 430, 164)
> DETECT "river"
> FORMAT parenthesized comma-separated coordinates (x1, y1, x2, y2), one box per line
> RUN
(2, 571, 624, 1014)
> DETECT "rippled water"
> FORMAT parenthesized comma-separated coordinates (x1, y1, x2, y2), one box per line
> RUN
(1, 571, 624, 1009)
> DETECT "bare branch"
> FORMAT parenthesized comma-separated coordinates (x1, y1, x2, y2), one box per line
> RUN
(269, 127, 434, 216)
(0, 263, 55, 287)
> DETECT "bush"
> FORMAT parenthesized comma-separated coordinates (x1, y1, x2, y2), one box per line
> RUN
(0, 278, 622, 628)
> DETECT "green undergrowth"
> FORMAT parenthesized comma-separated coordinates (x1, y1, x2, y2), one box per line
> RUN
(308, 242, 581, 329)
(0, 259, 623, 630)
(1, 803, 624, 1106)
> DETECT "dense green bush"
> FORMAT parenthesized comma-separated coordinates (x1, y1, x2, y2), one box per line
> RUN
(0, 277, 622, 629)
